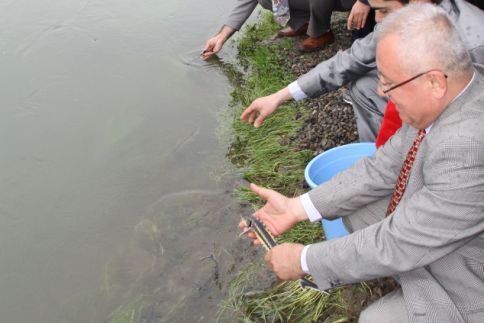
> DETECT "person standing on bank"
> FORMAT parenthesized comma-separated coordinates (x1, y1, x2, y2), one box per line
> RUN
(240, 0, 484, 142)
(201, 0, 356, 58)
(240, 4, 484, 322)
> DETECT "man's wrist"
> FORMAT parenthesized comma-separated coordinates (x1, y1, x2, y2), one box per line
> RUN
(288, 196, 309, 222)
(274, 87, 293, 106)
(219, 25, 235, 41)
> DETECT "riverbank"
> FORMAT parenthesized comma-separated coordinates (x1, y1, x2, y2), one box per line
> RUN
(219, 12, 397, 322)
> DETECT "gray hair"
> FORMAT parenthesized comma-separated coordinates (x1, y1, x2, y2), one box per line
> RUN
(375, 3, 472, 77)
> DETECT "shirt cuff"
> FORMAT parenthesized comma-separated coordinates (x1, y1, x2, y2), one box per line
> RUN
(288, 81, 307, 101)
(300, 193, 323, 222)
(300, 244, 311, 274)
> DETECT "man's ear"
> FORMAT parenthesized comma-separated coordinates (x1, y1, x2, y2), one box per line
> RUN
(428, 71, 447, 99)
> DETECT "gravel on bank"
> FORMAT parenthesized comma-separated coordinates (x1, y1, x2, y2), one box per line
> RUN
(275, 13, 359, 156)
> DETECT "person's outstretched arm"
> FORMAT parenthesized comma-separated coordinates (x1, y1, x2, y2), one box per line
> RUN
(241, 31, 377, 127)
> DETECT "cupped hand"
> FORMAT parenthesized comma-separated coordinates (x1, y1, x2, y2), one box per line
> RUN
(201, 35, 224, 60)
(239, 183, 307, 247)
(240, 94, 280, 128)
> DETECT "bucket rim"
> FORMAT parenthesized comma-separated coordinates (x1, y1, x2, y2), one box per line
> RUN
(304, 142, 376, 188)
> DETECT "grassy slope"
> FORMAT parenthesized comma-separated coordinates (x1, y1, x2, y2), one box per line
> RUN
(219, 12, 384, 323)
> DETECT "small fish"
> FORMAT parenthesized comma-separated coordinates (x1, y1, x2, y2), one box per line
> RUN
(240, 214, 277, 251)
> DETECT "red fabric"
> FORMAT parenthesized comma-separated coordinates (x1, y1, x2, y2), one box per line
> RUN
(386, 129, 426, 216)
(375, 100, 402, 148)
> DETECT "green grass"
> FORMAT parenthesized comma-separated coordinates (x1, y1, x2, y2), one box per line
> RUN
(226, 15, 311, 197)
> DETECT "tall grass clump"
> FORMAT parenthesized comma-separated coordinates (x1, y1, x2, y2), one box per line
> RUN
(227, 13, 311, 198)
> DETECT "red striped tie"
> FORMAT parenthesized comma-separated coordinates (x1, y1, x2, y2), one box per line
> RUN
(386, 129, 426, 216)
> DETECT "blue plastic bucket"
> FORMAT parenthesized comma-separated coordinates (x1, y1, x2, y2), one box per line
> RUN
(304, 142, 376, 239)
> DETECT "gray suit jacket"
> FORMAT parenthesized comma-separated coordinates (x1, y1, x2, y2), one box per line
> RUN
(306, 64, 484, 322)
(296, 0, 484, 98)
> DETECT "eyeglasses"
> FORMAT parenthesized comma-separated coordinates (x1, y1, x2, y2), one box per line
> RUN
(378, 69, 448, 95)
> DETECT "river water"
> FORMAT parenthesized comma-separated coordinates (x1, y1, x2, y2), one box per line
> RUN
(0, 0, 253, 322)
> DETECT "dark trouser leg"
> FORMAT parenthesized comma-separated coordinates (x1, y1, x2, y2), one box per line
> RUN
(286, 0, 311, 31)
(258, 0, 273, 11)
(258, 0, 309, 30)
(307, 0, 355, 37)
(349, 69, 388, 142)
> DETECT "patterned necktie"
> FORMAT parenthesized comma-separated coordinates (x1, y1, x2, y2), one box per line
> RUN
(386, 129, 426, 216)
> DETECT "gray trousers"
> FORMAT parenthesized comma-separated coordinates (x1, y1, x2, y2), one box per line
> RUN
(359, 289, 409, 323)
(259, 0, 355, 37)
(348, 68, 389, 142)
(343, 199, 410, 323)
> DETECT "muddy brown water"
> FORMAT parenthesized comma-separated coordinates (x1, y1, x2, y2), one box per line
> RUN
(0, 1, 259, 322)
